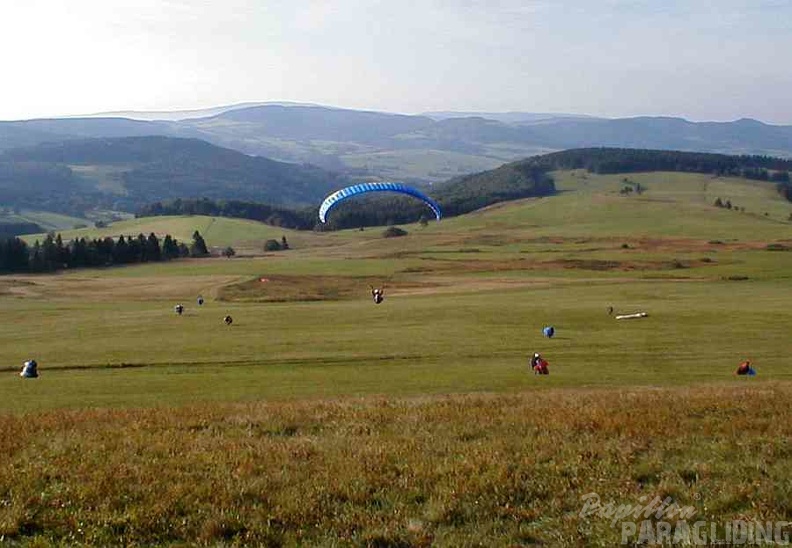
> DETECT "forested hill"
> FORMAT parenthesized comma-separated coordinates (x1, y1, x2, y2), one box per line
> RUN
(431, 160, 555, 217)
(0, 137, 349, 215)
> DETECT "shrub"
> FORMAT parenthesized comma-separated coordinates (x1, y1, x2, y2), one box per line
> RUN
(264, 239, 282, 251)
(382, 226, 408, 238)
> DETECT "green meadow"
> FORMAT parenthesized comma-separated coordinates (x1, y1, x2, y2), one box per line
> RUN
(2, 171, 792, 545)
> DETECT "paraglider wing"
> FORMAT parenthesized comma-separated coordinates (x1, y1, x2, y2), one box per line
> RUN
(318, 182, 442, 223)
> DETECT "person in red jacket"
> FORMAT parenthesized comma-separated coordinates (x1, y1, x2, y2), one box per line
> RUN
(530, 353, 549, 375)
(736, 360, 755, 376)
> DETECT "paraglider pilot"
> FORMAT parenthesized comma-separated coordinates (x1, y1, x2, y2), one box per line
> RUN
(530, 353, 549, 375)
(736, 360, 756, 376)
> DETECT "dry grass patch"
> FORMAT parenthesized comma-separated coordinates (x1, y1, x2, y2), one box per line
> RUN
(1, 383, 790, 546)
(217, 275, 439, 302)
(1, 274, 241, 301)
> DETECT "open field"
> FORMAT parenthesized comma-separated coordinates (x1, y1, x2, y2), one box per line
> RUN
(20, 215, 320, 255)
(0, 210, 91, 232)
(2, 171, 792, 545)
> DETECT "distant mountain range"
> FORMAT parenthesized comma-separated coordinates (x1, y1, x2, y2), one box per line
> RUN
(2, 104, 792, 186)
(78, 101, 322, 121)
(420, 111, 599, 123)
(2, 103, 792, 221)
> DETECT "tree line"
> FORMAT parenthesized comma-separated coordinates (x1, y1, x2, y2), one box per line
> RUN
(524, 147, 792, 176)
(137, 198, 315, 229)
(0, 231, 208, 274)
(0, 221, 43, 238)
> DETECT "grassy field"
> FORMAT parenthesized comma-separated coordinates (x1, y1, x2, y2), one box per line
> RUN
(2, 171, 792, 545)
(0, 210, 91, 232)
(20, 215, 323, 255)
(2, 385, 790, 546)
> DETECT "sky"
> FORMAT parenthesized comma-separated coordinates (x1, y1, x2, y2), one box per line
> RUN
(2, 0, 792, 123)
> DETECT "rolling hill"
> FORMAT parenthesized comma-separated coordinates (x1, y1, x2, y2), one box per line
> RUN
(134, 148, 792, 230)
(22, 165, 792, 251)
(3, 103, 792, 185)
(0, 136, 349, 216)
(3, 141, 792, 237)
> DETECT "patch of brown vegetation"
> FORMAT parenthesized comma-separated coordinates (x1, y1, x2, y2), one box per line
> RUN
(217, 275, 439, 302)
(407, 255, 714, 275)
(1, 274, 240, 301)
(631, 237, 773, 253)
(0, 279, 37, 297)
(543, 257, 714, 271)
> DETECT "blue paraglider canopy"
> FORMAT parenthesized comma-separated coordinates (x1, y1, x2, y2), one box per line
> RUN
(318, 182, 442, 223)
(542, 326, 555, 338)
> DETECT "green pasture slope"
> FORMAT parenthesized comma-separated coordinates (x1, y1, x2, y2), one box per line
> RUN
(1, 170, 792, 545)
(21, 215, 320, 253)
(0, 209, 91, 232)
(5, 170, 792, 410)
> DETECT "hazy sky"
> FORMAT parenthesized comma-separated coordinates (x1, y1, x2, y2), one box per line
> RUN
(2, 0, 792, 123)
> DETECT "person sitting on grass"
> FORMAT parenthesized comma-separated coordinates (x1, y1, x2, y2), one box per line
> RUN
(736, 360, 756, 376)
